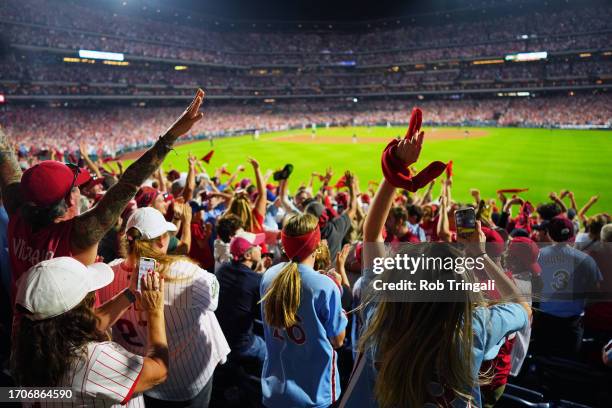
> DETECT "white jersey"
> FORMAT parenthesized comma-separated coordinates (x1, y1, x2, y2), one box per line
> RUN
(24, 341, 145, 408)
(97, 259, 230, 401)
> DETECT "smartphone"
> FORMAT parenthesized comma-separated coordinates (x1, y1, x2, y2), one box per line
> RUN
(455, 207, 476, 236)
(137, 257, 157, 292)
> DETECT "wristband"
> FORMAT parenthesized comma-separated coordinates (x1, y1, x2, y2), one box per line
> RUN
(123, 288, 137, 304)
(158, 134, 175, 153)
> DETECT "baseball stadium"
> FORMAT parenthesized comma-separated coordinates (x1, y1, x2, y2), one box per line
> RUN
(0, 0, 611, 407)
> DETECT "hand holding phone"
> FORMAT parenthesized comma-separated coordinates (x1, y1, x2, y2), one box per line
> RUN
(455, 207, 476, 237)
(137, 257, 157, 292)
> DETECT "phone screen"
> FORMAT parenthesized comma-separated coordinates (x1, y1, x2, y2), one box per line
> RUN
(455, 208, 476, 236)
(137, 257, 157, 292)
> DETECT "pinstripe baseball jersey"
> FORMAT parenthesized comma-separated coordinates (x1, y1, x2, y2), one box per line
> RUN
(97, 259, 230, 401)
(23, 341, 145, 408)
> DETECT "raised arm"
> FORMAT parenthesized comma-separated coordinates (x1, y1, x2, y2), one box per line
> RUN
(156, 166, 167, 193)
(248, 157, 266, 218)
(578, 195, 598, 225)
(224, 165, 244, 188)
(364, 132, 424, 247)
(0, 127, 24, 216)
(344, 171, 358, 221)
(71, 89, 205, 264)
(460, 222, 532, 319)
(549, 192, 567, 214)
(78, 143, 103, 178)
(183, 153, 197, 202)
(566, 191, 578, 211)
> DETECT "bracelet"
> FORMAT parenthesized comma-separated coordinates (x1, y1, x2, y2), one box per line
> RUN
(157, 134, 175, 153)
(123, 288, 137, 304)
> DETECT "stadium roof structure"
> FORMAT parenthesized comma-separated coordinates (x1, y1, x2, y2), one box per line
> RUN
(73, 0, 607, 32)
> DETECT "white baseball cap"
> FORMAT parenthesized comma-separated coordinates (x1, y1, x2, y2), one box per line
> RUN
(16, 257, 114, 321)
(126, 207, 178, 240)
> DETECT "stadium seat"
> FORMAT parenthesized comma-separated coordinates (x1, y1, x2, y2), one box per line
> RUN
(530, 356, 611, 407)
(211, 354, 263, 408)
(498, 394, 551, 408)
(504, 384, 546, 402)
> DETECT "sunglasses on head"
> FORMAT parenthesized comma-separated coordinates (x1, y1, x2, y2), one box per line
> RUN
(65, 162, 81, 199)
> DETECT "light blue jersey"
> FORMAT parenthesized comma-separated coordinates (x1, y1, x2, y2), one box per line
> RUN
(340, 303, 528, 408)
(260, 262, 348, 408)
(340, 261, 528, 408)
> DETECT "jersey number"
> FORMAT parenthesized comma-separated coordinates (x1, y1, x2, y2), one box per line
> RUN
(115, 319, 144, 347)
(272, 316, 306, 345)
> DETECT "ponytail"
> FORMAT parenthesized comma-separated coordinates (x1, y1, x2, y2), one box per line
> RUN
(261, 261, 302, 328)
(261, 213, 320, 328)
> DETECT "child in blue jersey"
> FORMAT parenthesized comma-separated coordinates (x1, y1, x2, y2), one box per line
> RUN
(339, 108, 531, 408)
(260, 213, 348, 408)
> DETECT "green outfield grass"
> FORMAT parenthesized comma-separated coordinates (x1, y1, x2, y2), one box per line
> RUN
(135, 126, 612, 213)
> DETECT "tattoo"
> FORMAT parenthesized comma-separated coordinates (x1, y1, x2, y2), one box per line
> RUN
(0, 127, 24, 215)
(72, 133, 177, 250)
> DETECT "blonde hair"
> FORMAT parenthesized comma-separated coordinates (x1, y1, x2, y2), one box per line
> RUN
(121, 228, 196, 282)
(226, 195, 256, 232)
(260, 213, 319, 328)
(359, 244, 485, 407)
(313, 240, 331, 271)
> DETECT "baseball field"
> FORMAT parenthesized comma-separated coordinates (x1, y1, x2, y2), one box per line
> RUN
(131, 126, 612, 212)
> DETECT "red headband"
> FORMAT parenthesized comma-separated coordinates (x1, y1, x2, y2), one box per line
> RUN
(281, 227, 321, 262)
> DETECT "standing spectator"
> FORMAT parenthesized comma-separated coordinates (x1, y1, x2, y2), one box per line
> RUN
(406, 204, 426, 242)
(305, 171, 358, 260)
(260, 213, 347, 407)
(216, 230, 267, 364)
(533, 215, 602, 357)
(213, 214, 243, 272)
(97, 207, 229, 408)
(11, 257, 168, 406)
(0, 90, 205, 303)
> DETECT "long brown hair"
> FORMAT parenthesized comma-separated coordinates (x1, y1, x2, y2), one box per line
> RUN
(11, 293, 107, 387)
(261, 213, 319, 328)
(359, 244, 483, 408)
(226, 195, 257, 232)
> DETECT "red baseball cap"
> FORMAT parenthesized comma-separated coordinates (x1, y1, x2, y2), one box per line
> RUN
(482, 226, 505, 258)
(507, 237, 541, 275)
(230, 230, 266, 260)
(21, 161, 91, 207)
(135, 186, 159, 208)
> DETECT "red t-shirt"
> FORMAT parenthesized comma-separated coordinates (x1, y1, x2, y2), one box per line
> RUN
(189, 222, 215, 272)
(252, 208, 268, 253)
(481, 337, 516, 390)
(8, 212, 74, 303)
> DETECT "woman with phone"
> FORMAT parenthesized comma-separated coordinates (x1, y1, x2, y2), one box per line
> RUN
(12, 256, 168, 406)
(339, 111, 531, 408)
(97, 207, 230, 408)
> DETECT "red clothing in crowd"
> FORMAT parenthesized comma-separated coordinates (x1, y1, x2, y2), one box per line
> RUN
(189, 222, 215, 272)
(8, 212, 74, 303)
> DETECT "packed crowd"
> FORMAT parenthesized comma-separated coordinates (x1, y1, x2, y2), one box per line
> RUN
(0, 0, 610, 68)
(1, 91, 611, 408)
(1, 95, 610, 157)
(2, 54, 608, 97)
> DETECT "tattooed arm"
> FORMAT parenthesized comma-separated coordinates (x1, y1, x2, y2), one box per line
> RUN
(71, 89, 205, 265)
(0, 126, 23, 216)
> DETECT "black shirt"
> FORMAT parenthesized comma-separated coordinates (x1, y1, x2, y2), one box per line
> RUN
(215, 261, 262, 351)
(321, 212, 351, 260)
